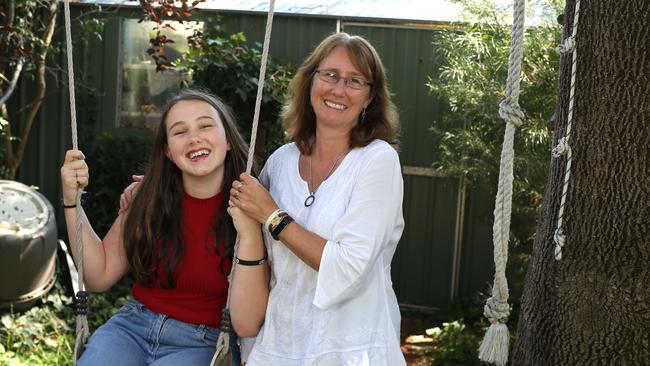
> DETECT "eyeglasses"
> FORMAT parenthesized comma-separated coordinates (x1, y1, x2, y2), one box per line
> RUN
(314, 70, 372, 90)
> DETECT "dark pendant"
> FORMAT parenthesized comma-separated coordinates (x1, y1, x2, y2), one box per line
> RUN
(304, 193, 315, 207)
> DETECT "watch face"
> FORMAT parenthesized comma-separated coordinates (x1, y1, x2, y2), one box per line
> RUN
(0, 181, 49, 235)
(271, 215, 283, 227)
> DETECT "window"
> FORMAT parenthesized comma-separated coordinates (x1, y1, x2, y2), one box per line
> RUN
(118, 19, 203, 129)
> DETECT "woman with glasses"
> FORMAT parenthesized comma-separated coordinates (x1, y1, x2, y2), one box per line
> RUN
(229, 32, 406, 365)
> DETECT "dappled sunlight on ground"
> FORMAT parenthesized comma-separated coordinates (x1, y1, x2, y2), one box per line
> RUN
(401, 312, 435, 365)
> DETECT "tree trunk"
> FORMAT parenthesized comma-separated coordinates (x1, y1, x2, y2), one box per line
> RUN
(511, 1, 650, 365)
(3, 0, 58, 180)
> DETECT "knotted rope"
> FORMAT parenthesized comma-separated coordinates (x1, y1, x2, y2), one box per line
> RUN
(552, 0, 581, 261)
(210, 0, 275, 364)
(478, 0, 526, 365)
(62, 0, 90, 362)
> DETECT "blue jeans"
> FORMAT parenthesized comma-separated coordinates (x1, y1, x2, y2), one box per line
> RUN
(78, 298, 240, 366)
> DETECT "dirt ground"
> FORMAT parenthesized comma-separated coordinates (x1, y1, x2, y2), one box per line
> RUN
(400, 312, 435, 365)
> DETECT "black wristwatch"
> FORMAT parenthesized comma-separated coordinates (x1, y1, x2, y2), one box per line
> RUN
(271, 214, 294, 240)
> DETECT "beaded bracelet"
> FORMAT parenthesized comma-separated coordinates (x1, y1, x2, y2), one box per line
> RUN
(264, 209, 283, 233)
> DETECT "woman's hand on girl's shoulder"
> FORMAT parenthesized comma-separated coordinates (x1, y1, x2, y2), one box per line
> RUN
(119, 175, 143, 214)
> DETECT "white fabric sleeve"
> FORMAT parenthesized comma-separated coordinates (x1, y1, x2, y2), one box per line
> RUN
(258, 151, 275, 189)
(313, 148, 404, 310)
(258, 143, 287, 189)
(238, 336, 256, 362)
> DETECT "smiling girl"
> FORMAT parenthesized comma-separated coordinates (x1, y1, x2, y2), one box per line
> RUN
(60, 90, 268, 365)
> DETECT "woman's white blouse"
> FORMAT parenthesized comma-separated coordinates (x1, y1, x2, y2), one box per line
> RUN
(246, 140, 406, 365)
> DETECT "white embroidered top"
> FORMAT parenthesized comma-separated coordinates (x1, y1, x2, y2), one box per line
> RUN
(246, 140, 406, 366)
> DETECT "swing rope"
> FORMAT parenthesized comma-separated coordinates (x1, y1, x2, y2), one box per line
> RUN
(477, 0, 526, 365)
(211, 0, 276, 364)
(62, 0, 90, 362)
(552, 0, 581, 261)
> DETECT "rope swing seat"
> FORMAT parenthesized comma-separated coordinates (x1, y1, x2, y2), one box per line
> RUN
(61, 0, 277, 364)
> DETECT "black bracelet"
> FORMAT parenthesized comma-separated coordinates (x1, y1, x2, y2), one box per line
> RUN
(234, 255, 267, 266)
(63, 203, 77, 209)
(271, 214, 294, 240)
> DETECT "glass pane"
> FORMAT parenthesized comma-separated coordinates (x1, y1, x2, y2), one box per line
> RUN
(119, 19, 203, 129)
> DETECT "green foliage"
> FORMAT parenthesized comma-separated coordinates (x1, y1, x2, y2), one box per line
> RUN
(428, 0, 563, 297)
(427, 320, 483, 366)
(1, 0, 106, 178)
(82, 130, 154, 236)
(418, 294, 492, 365)
(0, 265, 132, 366)
(0, 282, 74, 366)
(178, 27, 294, 159)
(86, 276, 134, 330)
(1, 1, 105, 75)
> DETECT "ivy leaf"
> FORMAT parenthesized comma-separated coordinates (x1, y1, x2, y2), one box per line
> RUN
(1, 315, 13, 330)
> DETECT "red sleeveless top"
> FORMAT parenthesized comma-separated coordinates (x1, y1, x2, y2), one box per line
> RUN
(132, 191, 231, 327)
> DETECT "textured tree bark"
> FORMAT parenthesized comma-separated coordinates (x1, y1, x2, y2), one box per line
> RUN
(511, 1, 650, 365)
(3, 0, 58, 180)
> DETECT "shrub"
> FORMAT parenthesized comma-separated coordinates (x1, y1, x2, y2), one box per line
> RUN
(179, 27, 294, 160)
(428, 0, 563, 310)
(427, 319, 483, 366)
(0, 263, 131, 366)
(81, 129, 153, 236)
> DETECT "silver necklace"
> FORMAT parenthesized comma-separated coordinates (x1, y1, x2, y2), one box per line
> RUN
(304, 150, 348, 207)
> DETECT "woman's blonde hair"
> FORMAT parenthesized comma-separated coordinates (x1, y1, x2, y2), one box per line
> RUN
(282, 32, 399, 154)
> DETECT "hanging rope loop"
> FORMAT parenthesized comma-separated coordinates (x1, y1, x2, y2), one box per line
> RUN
(478, 0, 526, 364)
(498, 100, 524, 128)
(553, 228, 566, 260)
(551, 136, 570, 158)
(552, 0, 582, 261)
(484, 297, 510, 324)
(555, 36, 575, 54)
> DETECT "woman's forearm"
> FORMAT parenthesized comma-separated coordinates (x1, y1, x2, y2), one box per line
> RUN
(276, 222, 326, 271)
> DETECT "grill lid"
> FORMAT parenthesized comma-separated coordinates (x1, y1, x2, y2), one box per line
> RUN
(0, 180, 50, 236)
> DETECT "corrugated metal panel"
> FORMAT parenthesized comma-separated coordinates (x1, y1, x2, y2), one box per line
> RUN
(397, 175, 459, 308)
(14, 65, 66, 201)
(458, 187, 495, 299)
(14, 11, 119, 231)
(341, 24, 464, 308)
(11, 7, 494, 311)
(214, 12, 337, 66)
(342, 24, 443, 166)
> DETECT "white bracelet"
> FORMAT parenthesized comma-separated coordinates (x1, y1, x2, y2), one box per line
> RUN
(264, 209, 283, 233)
